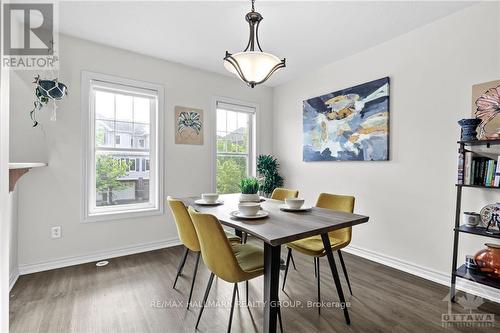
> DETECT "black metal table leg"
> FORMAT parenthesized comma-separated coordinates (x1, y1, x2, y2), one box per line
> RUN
(235, 229, 243, 240)
(263, 243, 281, 333)
(321, 234, 350, 325)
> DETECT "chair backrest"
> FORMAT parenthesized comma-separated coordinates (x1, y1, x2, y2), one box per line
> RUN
(167, 197, 200, 252)
(271, 188, 299, 201)
(315, 193, 355, 245)
(188, 207, 243, 283)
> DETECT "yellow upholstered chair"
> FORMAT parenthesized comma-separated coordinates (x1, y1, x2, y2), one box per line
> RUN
(188, 207, 282, 333)
(282, 193, 355, 314)
(271, 187, 299, 201)
(167, 197, 240, 309)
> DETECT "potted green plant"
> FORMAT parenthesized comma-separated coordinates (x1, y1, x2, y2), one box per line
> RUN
(257, 155, 284, 197)
(239, 177, 260, 202)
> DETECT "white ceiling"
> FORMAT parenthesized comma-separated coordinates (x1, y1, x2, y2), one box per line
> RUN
(58, 1, 473, 87)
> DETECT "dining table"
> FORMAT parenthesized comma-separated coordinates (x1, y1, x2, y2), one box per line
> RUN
(180, 193, 369, 333)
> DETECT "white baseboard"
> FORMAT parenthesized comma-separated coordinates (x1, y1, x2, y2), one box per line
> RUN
(344, 245, 500, 304)
(9, 267, 19, 291)
(18, 238, 181, 276)
(13, 238, 500, 304)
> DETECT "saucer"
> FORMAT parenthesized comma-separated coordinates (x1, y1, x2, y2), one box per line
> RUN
(230, 210, 269, 219)
(194, 199, 224, 206)
(279, 205, 312, 212)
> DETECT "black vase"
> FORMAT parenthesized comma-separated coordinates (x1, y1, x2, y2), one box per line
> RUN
(458, 118, 482, 141)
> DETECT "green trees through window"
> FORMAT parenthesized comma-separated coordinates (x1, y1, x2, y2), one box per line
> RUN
(216, 107, 252, 194)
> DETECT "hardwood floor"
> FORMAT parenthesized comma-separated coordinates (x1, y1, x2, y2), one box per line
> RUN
(10, 245, 500, 333)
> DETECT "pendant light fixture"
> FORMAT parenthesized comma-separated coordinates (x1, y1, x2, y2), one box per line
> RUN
(224, 0, 285, 88)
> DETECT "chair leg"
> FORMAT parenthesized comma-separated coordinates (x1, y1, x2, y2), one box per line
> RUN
(277, 305, 284, 333)
(173, 247, 189, 289)
(242, 232, 248, 244)
(314, 257, 317, 277)
(195, 272, 215, 329)
(290, 251, 297, 270)
(337, 250, 353, 296)
(227, 283, 238, 333)
(316, 257, 321, 315)
(246, 280, 249, 304)
(282, 248, 292, 291)
(187, 252, 201, 309)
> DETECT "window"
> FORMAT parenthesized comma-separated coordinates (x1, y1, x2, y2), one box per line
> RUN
(216, 100, 256, 194)
(82, 72, 163, 221)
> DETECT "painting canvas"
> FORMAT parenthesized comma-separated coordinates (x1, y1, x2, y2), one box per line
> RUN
(175, 106, 203, 145)
(472, 80, 500, 140)
(303, 77, 390, 161)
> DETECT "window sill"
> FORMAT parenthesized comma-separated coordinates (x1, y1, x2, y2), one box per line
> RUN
(82, 206, 163, 223)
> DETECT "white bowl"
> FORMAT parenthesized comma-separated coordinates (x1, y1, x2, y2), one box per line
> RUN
(285, 198, 305, 209)
(202, 193, 219, 204)
(238, 202, 261, 216)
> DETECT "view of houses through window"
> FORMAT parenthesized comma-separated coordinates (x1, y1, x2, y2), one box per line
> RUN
(94, 89, 152, 207)
(216, 103, 255, 194)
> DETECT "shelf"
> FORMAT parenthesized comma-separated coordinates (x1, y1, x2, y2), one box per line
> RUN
(8, 162, 47, 192)
(458, 139, 500, 147)
(453, 264, 500, 289)
(9, 162, 47, 169)
(456, 184, 500, 189)
(455, 225, 500, 239)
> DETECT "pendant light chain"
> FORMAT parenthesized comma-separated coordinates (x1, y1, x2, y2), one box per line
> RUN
(251, 0, 255, 12)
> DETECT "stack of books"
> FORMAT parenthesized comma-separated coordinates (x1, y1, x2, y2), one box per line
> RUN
(459, 152, 500, 187)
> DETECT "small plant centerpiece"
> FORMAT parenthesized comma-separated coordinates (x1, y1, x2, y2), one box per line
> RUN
(239, 177, 260, 202)
(257, 155, 284, 197)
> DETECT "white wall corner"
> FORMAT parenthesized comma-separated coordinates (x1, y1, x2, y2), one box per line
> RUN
(9, 268, 19, 292)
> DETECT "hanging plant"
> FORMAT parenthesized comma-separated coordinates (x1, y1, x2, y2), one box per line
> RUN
(30, 75, 68, 127)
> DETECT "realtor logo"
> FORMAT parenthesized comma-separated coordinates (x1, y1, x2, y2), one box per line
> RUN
(2, 2, 58, 69)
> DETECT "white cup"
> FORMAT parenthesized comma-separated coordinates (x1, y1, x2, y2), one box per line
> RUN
(202, 193, 219, 204)
(238, 202, 260, 216)
(285, 198, 305, 209)
(463, 212, 480, 227)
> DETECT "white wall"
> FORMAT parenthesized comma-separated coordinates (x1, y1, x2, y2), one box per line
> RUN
(273, 3, 500, 296)
(9, 35, 273, 270)
(0, 57, 11, 333)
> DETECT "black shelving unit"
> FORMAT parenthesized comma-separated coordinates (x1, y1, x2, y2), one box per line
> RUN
(450, 139, 500, 301)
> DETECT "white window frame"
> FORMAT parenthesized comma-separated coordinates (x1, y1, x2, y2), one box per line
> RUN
(81, 71, 164, 222)
(212, 97, 259, 193)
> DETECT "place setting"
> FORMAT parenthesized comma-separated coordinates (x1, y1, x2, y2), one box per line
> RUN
(194, 193, 224, 206)
(230, 202, 269, 220)
(280, 198, 312, 212)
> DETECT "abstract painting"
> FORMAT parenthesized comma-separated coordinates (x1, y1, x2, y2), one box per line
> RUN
(303, 77, 390, 161)
(175, 106, 203, 145)
(472, 80, 500, 140)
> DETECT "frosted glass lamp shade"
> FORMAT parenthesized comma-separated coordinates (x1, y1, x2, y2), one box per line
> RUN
(224, 51, 285, 87)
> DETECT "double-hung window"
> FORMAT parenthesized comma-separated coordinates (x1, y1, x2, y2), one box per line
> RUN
(82, 72, 163, 221)
(216, 100, 256, 194)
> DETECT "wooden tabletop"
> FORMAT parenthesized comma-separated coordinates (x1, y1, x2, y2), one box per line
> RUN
(181, 194, 369, 246)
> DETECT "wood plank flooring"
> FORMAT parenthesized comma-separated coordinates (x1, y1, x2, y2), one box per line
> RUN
(10, 245, 500, 332)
